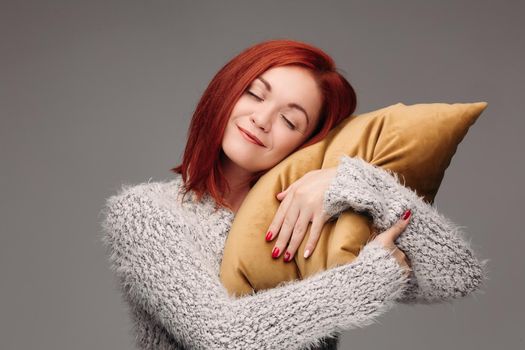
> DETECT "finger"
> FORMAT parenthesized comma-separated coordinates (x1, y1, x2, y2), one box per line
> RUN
(276, 183, 294, 200)
(283, 209, 313, 262)
(302, 214, 327, 259)
(266, 190, 294, 241)
(405, 256, 412, 269)
(392, 247, 402, 259)
(401, 255, 412, 275)
(271, 198, 300, 259)
(382, 210, 411, 241)
(367, 224, 379, 243)
(385, 219, 407, 242)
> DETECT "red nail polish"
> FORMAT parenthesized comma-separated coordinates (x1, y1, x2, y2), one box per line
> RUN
(265, 231, 273, 241)
(284, 251, 291, 262)
(272, 247, 280, 258)
(402, 209, 412, 221)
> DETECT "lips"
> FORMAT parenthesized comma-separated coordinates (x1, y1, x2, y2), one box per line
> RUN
(238, 126, 265, 147)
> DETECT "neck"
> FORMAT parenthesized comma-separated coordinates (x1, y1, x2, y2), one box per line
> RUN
(219, 154, 254, 214)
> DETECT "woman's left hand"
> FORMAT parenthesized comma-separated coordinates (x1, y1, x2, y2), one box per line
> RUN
(266, 167, 338, 262)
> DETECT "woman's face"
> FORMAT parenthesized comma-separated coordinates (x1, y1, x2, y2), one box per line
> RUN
(221, 65, 323, 174)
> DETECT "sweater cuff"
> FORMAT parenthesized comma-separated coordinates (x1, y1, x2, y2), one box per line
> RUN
(323, 155, 390, 228)
(355, 239, 411, 294)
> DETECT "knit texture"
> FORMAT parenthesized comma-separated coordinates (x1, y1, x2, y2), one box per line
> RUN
(99, 155, 488, 349)
(323, 155, 489, 304)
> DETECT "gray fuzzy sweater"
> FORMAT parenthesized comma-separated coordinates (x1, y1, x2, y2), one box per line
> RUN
(100, 155, 488, 350)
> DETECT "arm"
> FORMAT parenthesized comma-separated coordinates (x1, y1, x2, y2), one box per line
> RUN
(100, 181, 410, 350)
(323, 155, 490, 304)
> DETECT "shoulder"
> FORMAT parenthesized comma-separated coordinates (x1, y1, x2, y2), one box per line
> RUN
(103, 174, 187, 217)
(100, 175, 193, 244)
(108, 173, 183, 201)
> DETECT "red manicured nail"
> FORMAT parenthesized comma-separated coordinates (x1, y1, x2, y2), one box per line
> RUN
(402, 209, 412, 221)
(265, 231, 273, 241)
(284, 251, 291, 262)
(272, 247, 280, 258)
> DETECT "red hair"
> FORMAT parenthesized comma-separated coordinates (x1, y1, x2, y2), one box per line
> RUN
(171, 39, 357, 211)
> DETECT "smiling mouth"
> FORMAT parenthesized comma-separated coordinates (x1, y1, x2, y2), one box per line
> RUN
(238, 127, 265, 147)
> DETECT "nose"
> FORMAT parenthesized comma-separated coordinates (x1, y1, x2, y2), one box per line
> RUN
(250, 106, 273, 132)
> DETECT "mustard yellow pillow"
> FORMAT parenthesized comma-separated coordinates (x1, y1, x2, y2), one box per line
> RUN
(219, 101, 488, 297)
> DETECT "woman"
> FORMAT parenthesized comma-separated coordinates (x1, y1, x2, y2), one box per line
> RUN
(100, 39, 487, 350)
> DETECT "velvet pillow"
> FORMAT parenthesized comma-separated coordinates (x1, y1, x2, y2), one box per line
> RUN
(219, 101, 488, 297)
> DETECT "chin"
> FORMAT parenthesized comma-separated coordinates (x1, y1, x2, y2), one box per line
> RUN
(222, 148, 255, 170)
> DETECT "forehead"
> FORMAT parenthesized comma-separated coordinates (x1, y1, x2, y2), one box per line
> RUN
(258, 65, 317, 88)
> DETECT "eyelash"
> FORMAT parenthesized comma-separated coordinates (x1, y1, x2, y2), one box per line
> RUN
(246, 90, 297, 130)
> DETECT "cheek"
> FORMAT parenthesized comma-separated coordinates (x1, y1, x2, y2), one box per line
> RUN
(230, 98, 252, 116)
(271, 128, 303, 155)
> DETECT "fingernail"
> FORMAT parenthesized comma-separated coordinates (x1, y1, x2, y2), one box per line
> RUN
(284, 251, 291, 262)
(304, 249, 310, 259)
(265, 231, 273, 241)
(402, 209, 412, 221)
(272, 247, 280, 258)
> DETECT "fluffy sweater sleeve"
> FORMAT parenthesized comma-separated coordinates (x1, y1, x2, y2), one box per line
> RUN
(323, 155, 490, 304)
(100, 181, 411, 350)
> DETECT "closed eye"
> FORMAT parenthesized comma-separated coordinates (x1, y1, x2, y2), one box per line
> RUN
(281, 115, 296, 130)
(247, 90, 263, 101)
(247, 90, 297, 131)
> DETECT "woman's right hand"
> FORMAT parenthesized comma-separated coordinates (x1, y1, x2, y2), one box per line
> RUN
(369, 209, 413, 277)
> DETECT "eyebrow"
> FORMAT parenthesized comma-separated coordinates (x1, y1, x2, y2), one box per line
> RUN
(256, 77, 310, 127)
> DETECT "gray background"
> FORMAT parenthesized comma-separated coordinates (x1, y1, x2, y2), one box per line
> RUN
(1, 0, 523, 349)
